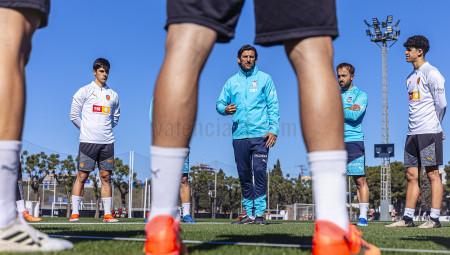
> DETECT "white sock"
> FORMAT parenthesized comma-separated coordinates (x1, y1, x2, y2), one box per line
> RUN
(148, 146, 189, 221)
(182, 203, 191, 217)
(102, 197, 112, 216)
(0, 141, 21, 228)
(430, 208, 440, 219)
(71, 195, 82, 215)
(249, 216, 256, 220)
(359, 203, 369, 220)
(404, 208, 415, 219)
(16, 200, 26, 213)
(309, 150, 348, 231)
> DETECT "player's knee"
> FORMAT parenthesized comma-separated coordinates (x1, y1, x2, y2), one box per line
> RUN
(427, 171, 440, 182)
(77, 171, 89, 183)
(406, 171, 418, 182)
(99, 172, 111, 184)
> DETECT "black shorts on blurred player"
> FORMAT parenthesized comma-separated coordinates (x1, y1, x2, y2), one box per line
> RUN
(166, 0, 338, 45)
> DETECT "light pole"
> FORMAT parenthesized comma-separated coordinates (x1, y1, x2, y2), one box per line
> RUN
(364, 15, 400, 221)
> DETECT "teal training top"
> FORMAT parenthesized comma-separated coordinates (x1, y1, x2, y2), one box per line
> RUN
(341, 85, 367, 142)
(216, 66, 280, 140)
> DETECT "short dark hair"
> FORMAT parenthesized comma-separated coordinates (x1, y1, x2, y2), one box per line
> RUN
(237, 45, 258, 59)
(403, 35, 430, 55)
(93, 58, 110, 72)
(336, 63, 355, 75)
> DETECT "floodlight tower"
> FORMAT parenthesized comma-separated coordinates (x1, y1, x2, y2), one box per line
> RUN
(364, 15, 400, 220)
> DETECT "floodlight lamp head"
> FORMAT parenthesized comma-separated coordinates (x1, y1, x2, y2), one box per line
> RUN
(386, 26, 393, 34)
(387, 15, 393, 23)
(375, 27, 382, 36)
(372, 18, 379, 27)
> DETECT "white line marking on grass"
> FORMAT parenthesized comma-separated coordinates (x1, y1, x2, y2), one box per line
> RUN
(378, 248, 450, 254)
(48, 235, 450, 253)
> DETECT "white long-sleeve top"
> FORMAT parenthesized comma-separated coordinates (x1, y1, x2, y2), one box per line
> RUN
(407, 62, 446, 135)
(70, 81, 120, 144)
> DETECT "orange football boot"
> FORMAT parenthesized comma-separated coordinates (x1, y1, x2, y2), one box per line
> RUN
(103, 214, 119, 222)
(312, 220, 380, 255)
(22, 211, 42, 222)
(69, 214, 79, 222)
(143, 215, 187, 255)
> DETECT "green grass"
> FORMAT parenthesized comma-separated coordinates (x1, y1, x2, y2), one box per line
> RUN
(6, 218, 450, 255)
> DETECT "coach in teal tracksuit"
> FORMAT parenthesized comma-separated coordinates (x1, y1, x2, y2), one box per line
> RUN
(216, 45, 279, 225)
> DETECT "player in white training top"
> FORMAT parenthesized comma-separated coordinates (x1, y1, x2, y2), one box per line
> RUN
(386, 35, 446, 229)
(69, 58, 120, 223)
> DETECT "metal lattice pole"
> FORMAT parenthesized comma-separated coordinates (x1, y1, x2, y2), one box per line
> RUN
(364, 16, 399, 220)
(380, 44, 391, 203)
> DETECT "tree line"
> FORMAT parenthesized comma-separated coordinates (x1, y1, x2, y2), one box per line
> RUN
(20, 151, 135, 217)
(20, 151, 450, 217)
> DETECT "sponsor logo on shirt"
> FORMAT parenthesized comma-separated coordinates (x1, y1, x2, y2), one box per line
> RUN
(106, 95, 110, 101)
(252, 81, 257, 87)
(409, 91, 420, 101)
(347, 97, 352, 103)
(433, 87, 445, 94)
(93, 105, 111, 114)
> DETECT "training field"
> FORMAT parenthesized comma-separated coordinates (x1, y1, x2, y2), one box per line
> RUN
(9, 218, 450, 255)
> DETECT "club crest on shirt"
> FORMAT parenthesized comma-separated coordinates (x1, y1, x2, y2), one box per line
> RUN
(106, 95, 110, 101)
(347, 97, 352, 103)
(417, 77, 420, 84)
(80, 162, 84, 168)
(252, 81, 257, 87)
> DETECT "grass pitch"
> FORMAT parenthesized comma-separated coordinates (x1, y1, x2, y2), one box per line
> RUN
(6, 218, 450, 255)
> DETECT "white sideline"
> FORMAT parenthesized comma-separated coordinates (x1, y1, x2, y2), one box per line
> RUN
(48, 235, 450, 254)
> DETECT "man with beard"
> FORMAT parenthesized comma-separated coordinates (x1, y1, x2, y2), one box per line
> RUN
(217, 45, 279, 225)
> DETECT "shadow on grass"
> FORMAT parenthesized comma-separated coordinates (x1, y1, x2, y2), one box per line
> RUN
(400, 236, 450, 249)
(36, 228, 145, 245)
(187, 233, 311, 253)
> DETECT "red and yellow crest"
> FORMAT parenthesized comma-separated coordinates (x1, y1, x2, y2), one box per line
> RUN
(80, 162, 84, 168)
(106, 95, 111, 101)
(417, 77, 420, 84)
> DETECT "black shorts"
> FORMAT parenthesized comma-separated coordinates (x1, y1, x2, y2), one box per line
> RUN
(404, 132, 443, 168)
(78, 142, 114, 172)
(0, 0, 50, 28)
(166, 0, 338, 45)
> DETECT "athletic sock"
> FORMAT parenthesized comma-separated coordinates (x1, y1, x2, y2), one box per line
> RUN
(16, 200, 26, 213)
(148, 146, 189, 221)
(182, 203, 191, 217)
(403, 208, 415, 220)
(71, 195, 82, 215)
(430, 208, 440, 219)
(308, 150, 348, 231)
(0, 141, 21, 228)
(359, 203, 369, 220)
(102, 197, 113, 216)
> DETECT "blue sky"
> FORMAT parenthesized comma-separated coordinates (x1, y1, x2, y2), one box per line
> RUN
(22, 0, 449, 179)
